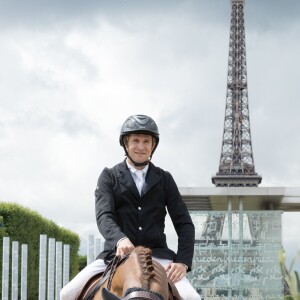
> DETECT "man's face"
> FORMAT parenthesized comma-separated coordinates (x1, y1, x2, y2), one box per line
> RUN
(125, 134, 154, 167)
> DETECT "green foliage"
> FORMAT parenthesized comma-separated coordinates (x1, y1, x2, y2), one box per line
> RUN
(0, 202, 80, 299)
(279, 248, 300, 300)
(78, 255, 87, 272)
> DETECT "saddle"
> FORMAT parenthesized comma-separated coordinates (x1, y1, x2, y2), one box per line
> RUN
(77, 272, 105, 300)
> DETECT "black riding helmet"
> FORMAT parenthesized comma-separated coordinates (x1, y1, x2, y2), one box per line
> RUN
(120, 114, 159, 167)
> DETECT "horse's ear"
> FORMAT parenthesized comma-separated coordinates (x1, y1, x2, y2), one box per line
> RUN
(102, 288, 122, 300)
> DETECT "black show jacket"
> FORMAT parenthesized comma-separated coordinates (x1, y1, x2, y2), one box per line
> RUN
(95, 161, 195, 271)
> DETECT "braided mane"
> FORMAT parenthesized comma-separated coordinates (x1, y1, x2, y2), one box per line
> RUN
(135, 246, 155, 280)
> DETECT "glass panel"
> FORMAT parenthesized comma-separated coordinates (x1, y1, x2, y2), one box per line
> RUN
(188, 211, 283, 300)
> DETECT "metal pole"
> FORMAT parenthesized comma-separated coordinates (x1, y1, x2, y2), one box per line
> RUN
(87, 235, 94, 265)
(95, 238, 102, 260)
(238, 197, 244, 300)
(63, 244, 70, 287)
(228, 197, 232, 300)
(39, 234, 47, 300)
(47, 238, 56, 300)
(55, 241, 63, 300)
(11, 241, 19, 300)
(21, 244, 28, 300)
(2, 237, 10, 300)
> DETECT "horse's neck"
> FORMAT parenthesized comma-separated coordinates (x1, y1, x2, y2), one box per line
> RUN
(123, 251, 146, 289)
(130, 248, 169, 299)
(110, 252, 145, 296)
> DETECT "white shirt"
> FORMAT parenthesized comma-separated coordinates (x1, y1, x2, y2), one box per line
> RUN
(126, 160, 149, 195)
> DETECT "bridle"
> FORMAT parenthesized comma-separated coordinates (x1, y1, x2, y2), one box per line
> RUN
(123, 288, 164, 300)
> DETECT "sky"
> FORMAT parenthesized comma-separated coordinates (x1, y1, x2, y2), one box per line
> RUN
(0, 0, 300, 268)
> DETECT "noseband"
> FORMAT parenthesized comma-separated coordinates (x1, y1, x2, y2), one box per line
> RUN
(124, 289, 163, 300)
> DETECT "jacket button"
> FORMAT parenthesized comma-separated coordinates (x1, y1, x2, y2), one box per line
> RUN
(138, 207, 141, 210)
(139, 227, 142, 231)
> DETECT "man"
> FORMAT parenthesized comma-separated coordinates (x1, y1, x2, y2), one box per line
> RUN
(60, 114, 200, 300)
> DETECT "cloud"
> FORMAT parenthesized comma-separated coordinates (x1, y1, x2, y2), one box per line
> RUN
(0, 0, 300, 258)
(0, 0, 191, 30)
(1, 0, 299, 33)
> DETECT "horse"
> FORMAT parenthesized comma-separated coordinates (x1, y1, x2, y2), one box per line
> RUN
(77, 246, 181, 300)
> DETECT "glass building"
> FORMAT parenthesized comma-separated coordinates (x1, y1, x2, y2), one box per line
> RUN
(180, 187, 299, 300)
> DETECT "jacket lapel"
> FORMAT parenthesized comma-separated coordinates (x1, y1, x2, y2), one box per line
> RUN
(117, 161, 161, 198)
(142, 163, 161, 196)
(117, 161, 140, 199)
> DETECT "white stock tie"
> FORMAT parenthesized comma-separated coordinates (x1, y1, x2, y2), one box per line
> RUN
(135, 170, 144, 195)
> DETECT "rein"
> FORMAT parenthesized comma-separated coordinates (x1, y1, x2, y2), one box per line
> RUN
(83, 254, 130, 300)
(106, 255, 124, 290)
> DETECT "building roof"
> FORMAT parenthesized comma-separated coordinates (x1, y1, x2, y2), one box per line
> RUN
(179, 187, 300, 212)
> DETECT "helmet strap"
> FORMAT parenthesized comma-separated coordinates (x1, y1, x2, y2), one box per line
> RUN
(128, 155, 150, 167)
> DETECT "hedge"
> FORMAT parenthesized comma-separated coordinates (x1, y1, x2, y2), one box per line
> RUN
(0, 202, 80, 299)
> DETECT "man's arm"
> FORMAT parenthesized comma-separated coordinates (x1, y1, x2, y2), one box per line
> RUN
(95, 168, 126, 249)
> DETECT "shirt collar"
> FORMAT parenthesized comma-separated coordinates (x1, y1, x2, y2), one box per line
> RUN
(126, 159, 149, 176)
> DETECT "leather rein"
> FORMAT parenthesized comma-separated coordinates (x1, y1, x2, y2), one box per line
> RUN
(83, 254, 129, 300)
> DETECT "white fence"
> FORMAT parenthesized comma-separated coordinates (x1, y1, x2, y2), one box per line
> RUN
(87, 234, 104, 265)
(1, 235, 70, 300)
(1, 234, 103, 300)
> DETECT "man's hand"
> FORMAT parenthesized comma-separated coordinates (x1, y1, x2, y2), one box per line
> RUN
(116, 237, 134, 257)
(165, 263, 187, 283)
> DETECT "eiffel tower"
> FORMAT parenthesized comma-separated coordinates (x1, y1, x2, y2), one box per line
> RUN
(201, 0, 262, 255)
(212, 0, 262, 187)
(185, 2, 287, 298)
